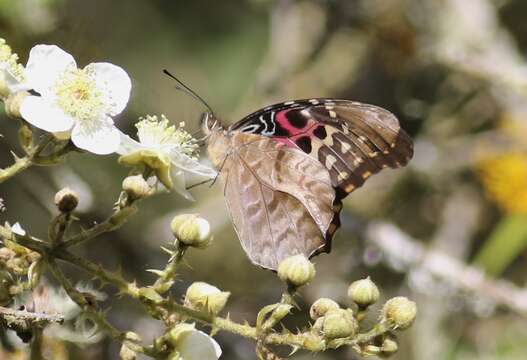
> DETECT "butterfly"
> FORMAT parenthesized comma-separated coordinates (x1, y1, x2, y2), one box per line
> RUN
(202, 99, 413, 271)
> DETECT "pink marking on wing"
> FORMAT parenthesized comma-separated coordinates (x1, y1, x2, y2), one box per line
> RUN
(275, 109, 317, 136)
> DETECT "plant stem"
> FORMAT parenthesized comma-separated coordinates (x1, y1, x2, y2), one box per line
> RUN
(0, 156, 31, 184)
(0, 306, 64, 325)
(0, 134, 55, 184)
(46, 259, 158, 357)
(59, 205, 137, 249)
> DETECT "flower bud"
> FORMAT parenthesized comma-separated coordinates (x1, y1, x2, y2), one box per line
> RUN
(322, 309, 358, 339)
(0, 247, 16, 261)
(309, 298, 340, 320)
(381, 335, 398, 355)
(184, 282, 230, 315)
(54, 187, 79, 213)
(381, 297, 417, 330)
(348, 277, 379, 308)
(170, 214, 211, 249)
(120, 343, 137, 360)
(277, 255, 315, 287)
(122, 175, 150, 200)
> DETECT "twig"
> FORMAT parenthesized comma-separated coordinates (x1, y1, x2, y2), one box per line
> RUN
(0, 134, 54, 184)
(366, 222, 527, 317)
(59, 205, 137, 249)
(0, 306, 63, 325)
(46, 260, 157, 357)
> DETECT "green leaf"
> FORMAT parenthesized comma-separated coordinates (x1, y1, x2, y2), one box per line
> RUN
(473, 213, 527, 276)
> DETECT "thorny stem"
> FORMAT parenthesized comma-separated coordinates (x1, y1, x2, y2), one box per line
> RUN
(45, 259, 158, 357)
(0, 306, 64, 325)
(153, 240, 186, 293)
(0, 134, 55, 184)
(1, 224, 394, 355)
(58, 204, 137, 249)
(1, 216, 396, 358)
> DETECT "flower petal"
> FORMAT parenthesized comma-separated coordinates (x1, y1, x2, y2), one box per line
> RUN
(20, 95, 75, 133)
(25, 45, 76, 96)
(172, 169, 195, 201)
(11, 222, 26, 236)
(85, 62, 131, 116)
(178, 330, 221, 360)
(117, 131, 143, 155)
(169, 150, 217, 179)
(71, 116, 120, 154)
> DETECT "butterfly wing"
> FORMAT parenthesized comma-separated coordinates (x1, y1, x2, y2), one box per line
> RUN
(230, 99, 413, 199)
(213, 131, 336, 270)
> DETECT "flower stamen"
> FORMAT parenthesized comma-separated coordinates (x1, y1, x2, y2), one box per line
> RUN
(54, 68, 104, 121)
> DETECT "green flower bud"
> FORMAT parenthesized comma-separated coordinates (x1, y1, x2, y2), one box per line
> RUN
(0, 247, 16, 261)
(170, 214, 211, 249)
(362, 345, 381, 356)
(184, 282, 230, 315)
(120, 343, 137, 360)
(301, 332, 326, 352)
(54, 187, 79, 213)
(277, 255, 315, 287)
(381, 335, 398, 355)
(122, 175, 150, 200)
(381, 296, 417, 330)
(310, 298, 340, 320)
(348, 277, 379, 308)
(322, 309, 358, 339)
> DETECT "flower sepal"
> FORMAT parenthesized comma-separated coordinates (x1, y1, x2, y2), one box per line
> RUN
(119, 149, 173, 189)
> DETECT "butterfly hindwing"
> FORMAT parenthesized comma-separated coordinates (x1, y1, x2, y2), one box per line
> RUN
(214, 132, 335, 270)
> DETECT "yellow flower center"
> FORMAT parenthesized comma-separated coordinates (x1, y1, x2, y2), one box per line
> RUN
(136, 115, 199, 159)
(0, 38, 25, 82)
(478, 153, 527, 214)
(54, 68, 104, 121)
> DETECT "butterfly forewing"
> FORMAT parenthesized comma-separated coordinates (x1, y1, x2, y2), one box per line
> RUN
(231, 99, 413, 199)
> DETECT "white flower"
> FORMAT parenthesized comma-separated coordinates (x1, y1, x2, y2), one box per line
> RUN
(19, 44, 131, 154)
(118, 115, 217, 200)
(169, 324, 221, 360)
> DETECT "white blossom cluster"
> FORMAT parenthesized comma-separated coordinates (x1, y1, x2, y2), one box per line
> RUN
(0, 40, 216, 201)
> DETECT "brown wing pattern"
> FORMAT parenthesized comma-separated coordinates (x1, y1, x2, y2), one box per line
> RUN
(305, 101, 413, 198)
(219, 132, 335, 270)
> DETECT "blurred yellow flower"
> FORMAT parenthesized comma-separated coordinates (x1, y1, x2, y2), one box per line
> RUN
(478, 152, 527, 213)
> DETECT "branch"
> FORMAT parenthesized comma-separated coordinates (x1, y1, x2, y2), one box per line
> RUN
(59, 204, 137, 249)
(0, 306, 63, 325)
(367, 222, 527, 317)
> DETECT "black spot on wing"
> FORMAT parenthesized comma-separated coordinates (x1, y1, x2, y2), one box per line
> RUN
(286, 110, 309, 129)
(295, 136, 312, 153)
(313, 126, 327, 140)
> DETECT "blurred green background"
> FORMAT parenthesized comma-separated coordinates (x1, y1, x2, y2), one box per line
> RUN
(2, 0, 527, 359)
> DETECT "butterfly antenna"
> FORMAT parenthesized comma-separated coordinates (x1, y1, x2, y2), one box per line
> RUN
(163, 69, 215, 116)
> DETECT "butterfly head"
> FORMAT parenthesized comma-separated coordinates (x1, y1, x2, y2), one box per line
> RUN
(201, 112, 225, 136)
(201, 112, 230, 169)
